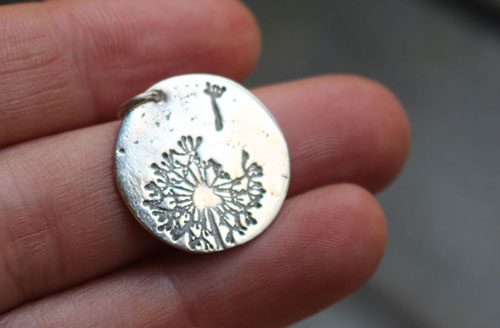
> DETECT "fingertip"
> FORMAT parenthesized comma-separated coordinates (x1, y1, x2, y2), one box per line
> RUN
(254, 74, 410, 194)
(298, 74, 410, 192)
(331, 74, 411, 191)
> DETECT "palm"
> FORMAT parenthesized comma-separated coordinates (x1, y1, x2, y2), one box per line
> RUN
(0, 0, 409, 326)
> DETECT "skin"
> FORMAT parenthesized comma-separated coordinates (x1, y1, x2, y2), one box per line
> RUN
(0, 0, 410, 327)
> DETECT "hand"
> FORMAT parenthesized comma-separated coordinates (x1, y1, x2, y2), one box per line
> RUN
(0, 0, 410, 326)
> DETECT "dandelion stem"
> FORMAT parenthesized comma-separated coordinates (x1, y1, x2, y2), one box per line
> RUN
(205, 208, 224, 250)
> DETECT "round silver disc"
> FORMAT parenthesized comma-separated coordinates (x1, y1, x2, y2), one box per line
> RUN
(114, 74, 290, 253)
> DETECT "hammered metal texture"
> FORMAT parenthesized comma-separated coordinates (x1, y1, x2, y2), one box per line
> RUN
(114, 74, 289, 253)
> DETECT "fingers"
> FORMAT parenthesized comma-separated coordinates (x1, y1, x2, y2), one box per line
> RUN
(0, 75, 409, 312)
(0, 0, 260, 148)
(0, 184, 387, 327)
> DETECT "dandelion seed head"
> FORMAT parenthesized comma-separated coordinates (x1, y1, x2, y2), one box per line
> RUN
(143, 136, 266, 251)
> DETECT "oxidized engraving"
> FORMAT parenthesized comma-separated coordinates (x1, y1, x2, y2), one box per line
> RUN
(143, 136, 266, 251)
(204, 82, 226, 131)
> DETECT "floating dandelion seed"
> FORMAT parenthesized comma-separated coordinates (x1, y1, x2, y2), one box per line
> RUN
(143, 136, 266, 251)
(204, 82, 226, 131)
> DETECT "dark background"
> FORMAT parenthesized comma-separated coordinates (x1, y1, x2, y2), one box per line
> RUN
(1, 0, 499, 326)
(241, 0, 500, 327)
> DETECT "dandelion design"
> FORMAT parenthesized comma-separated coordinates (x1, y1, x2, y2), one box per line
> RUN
(142, 136, 266, 251)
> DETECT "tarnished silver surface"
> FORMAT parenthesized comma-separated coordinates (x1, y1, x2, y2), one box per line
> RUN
(114, 74, 290, 253)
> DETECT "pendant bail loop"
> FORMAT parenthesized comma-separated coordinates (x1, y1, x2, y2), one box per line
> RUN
(118, 89, 166, 119)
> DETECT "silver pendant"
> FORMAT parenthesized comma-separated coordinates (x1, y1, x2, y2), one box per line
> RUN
(114, 74, 290, 253)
